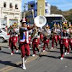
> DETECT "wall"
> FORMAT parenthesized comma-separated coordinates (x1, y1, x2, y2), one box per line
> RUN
(0, 0, 22, 28)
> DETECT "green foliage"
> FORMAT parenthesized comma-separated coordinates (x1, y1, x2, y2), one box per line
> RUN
(51, 5, 72, 22)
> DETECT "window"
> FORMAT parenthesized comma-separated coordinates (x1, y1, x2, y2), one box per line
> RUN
(15, 4, 18, 9)
(4, 2, 6, 8)
(10, 3, 13, 8)
(45, 9, 48, 13)
(31, 4, 34, 8)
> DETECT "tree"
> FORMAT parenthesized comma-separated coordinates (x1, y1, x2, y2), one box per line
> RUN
(51, 5, 72, 22)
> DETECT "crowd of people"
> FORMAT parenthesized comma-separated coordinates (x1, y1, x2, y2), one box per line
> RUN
(0, 18, 72, 70)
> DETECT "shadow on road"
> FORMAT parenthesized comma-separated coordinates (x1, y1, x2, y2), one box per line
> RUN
(1, 50, 21, 55)
(0, 60, 22, 68)
(39, 54, 60, 59)
(65, 56, 72, 59)
(0, 51, 10, 54)
(0, 60, 18, 67)
(50, 50, 60, 53)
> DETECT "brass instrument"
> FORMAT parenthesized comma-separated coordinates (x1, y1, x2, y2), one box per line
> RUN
(42, 28, 51, 39)
(31, 27, 38, 38)
(34, 15, 47, 28)
(31, 15, 47, 39)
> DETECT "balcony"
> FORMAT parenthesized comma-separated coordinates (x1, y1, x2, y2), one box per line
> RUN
(2, 8, 20, 14)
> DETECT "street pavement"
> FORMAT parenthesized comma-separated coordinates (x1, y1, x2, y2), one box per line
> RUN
(0, 42, 72, 72)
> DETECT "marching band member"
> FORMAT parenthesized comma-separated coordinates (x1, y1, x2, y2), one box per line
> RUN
(42, 24, 51, 52)
(60, 25, 64, 60)
(31, 26, 40, 57)
(63, 22, 70, 55)
(9, 25, 18, 55)
(51, 23, 58, 49)
(57, 24, 61, 44)
(13, 23, 19, 52)
(19, 18, 34, 70)
(60, 22, 69, 60)
(68, 23, 72, 50)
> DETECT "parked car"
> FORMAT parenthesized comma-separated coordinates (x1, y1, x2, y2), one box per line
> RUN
(0, 29, 10, 42)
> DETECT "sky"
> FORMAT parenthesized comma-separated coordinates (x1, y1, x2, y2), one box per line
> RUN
(22, 0, 72, 11)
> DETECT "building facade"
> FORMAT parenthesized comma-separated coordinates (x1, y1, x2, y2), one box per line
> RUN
(27, 0, 50, 24)
(45, 1, 51, 16)
(37, 0, 45, 16)
(0, 0, 22, 28)
(28, 0, 51, 17)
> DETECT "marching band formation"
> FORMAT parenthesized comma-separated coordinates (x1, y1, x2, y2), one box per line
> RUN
(0, 18, 72, 70)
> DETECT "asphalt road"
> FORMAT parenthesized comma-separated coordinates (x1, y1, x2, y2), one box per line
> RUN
(0, 42, 72, 72)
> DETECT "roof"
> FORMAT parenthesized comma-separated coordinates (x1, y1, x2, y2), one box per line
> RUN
(45, 14, 64, 17)
(45, 14, 66, 21)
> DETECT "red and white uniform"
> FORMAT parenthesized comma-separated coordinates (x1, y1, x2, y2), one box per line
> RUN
(19, 27, 30, 58)
(60, 28, 69, 58)
(52, 27, 58, 48)
(32, 36, 40, 55)
(9, 28, 18, 54)
(31, 28, 40, 55)
(63, 29, 69, 53)
(43, 28, 51, 51)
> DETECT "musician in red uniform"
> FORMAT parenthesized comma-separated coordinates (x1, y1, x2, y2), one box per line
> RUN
(63, 24, 69, 55)
(8, 25, 18, 55)
(60, 25, 64, 60)
(60, 22, 69, 60)
(51, 23, 58, 49)
(19, 18, 34, 69)
(31, 26, 40, 57)
(42, 24, 51, 52)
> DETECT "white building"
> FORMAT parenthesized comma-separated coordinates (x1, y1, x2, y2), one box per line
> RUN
(28, 0, 51, 16)
(45, 1, 51, 16)
(0, 0, 22, 28)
